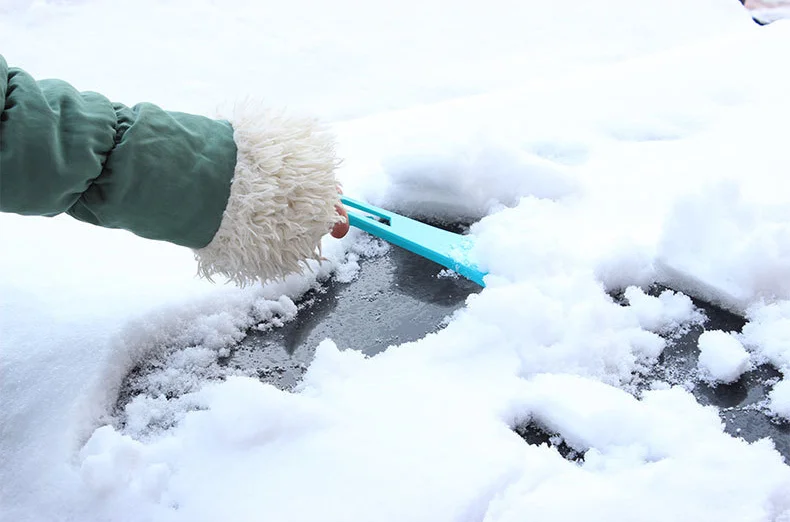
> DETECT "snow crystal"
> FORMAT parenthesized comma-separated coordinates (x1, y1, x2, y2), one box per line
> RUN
(437, 268, 461, 280)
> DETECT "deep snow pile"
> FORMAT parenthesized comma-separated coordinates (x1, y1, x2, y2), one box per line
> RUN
(2, 1, 790, 521)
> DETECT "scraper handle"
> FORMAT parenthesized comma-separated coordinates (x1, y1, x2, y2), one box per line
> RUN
(341, 196, 487, 287)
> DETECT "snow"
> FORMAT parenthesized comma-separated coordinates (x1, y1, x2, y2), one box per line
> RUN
(493, 375, 790, 522)
(657, 182, 790, 313)
(3, 0, 790, 521)
(740, 301, 790, 419)
(624, 286, 705, 335)
(769, 380, 790, 419)
(742, 301, 790, 370)
(697, 330, 752, 385)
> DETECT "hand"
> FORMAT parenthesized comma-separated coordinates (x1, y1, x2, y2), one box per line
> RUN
(331, 187, 350, 239)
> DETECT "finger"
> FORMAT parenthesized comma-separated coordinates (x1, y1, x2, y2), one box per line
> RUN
(331, 204, 350, 239)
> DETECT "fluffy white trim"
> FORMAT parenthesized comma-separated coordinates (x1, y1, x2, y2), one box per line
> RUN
(194, 107, 343, 286)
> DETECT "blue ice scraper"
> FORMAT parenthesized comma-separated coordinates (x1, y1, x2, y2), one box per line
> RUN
(341, 196, 487, 287)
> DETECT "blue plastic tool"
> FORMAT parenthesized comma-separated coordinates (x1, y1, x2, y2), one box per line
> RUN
(341, 196, 487, 287)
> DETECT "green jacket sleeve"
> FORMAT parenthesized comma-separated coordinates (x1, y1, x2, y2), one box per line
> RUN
(0, 54, 236, 248)
(0, 54, 343, 286)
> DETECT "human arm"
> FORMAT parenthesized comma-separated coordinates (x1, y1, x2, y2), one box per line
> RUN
(0, 54, 346, 285)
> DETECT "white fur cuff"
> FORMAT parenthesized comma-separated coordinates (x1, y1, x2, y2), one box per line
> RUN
(194, 107, 343, 286)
